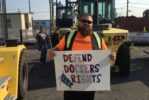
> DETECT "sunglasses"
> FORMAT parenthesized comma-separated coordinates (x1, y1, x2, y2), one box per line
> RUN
(79, 19, 93, 24)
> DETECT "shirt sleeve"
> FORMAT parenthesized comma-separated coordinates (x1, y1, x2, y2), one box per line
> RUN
(55, 36, 66, 51)
(102, 39, 108, 50)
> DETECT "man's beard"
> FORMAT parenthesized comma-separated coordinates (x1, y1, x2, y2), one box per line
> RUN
(78, 27, 93, 36)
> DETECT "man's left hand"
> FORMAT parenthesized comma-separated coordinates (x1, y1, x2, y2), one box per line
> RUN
(109, 52, 116, 61)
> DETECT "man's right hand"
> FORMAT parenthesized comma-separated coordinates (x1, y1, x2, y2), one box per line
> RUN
(47, 47, 59, 59)
(47, 49, 55, 59)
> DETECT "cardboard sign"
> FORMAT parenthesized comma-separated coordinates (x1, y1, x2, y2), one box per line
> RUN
(54, 50, 111, 91)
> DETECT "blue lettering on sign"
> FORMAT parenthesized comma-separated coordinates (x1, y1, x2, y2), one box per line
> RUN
(61, 73, 73, 88)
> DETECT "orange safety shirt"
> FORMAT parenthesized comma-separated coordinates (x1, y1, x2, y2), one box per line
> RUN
(56, 31, 108, 51)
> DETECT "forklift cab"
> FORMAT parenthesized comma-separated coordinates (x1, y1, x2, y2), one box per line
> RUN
(78, 0, 115, 26)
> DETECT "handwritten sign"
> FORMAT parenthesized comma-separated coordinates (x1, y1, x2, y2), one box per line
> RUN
(54, 50, 111, 91)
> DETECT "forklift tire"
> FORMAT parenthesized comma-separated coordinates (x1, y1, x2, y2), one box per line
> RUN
(115, 43, 130, 76)
(17, 50, 28, 100)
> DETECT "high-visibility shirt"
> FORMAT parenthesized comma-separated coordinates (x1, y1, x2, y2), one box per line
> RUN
(56, 31, 108, 51)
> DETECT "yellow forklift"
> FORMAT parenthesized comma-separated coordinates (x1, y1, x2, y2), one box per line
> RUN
(0, 0, 28, 99)
(51, 0, 130, 76)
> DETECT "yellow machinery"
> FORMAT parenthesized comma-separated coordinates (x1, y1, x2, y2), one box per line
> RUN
(0, 0, 28, 99)
(50, 0, 130, 76)
(0, 45, 28, 100)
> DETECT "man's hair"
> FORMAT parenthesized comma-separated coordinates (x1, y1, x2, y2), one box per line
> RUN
(77, 13, 92, 20)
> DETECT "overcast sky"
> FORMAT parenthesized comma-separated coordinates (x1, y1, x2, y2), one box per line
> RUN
(6, 0, 149, 20)
(115, 0, 149, 17)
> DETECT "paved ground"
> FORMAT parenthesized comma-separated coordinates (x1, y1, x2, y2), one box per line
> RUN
(25, 46, 149, 100)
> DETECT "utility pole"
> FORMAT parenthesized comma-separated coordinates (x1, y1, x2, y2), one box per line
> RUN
(49, 0, 53, 33)
(28, 0, 31, 13)
(49, 0, 56, 33)
(126, 0, 129, 17)
(2, 0, 8, 39)
(49, 0, 51, 33)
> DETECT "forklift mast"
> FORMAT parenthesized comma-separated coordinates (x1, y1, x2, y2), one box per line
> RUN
(55, 0, 78, 28)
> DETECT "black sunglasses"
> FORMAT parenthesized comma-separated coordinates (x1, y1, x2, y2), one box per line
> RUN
(79, 19, 93, 24)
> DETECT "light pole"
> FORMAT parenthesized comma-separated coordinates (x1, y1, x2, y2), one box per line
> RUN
(49, 0, 53, 33)
(49, 0, 57, 33)
(2, 0, 8, 39)
(28, 0, 31, 13)
(126, 0, 129, 17)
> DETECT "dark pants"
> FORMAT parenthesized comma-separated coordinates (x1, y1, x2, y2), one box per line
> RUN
(64, 91, 95, 100)
(40, 45, 47, 63)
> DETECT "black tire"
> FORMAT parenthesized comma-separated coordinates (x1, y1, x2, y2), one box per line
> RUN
(17, 50, 28, 100)
(115, 43, 130, 76)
